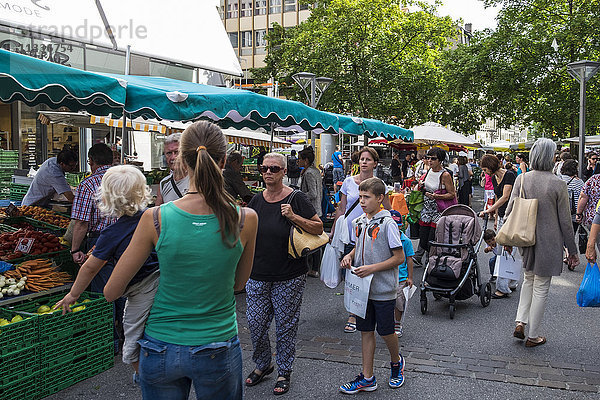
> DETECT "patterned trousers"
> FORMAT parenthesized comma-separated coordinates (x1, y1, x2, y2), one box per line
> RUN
(245, 275, 306, 376)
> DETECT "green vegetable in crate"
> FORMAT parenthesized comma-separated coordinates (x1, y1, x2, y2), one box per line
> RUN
(37, 305, 51, 314)
(0, 318, 8, 326)
(11, 315, 23, 323)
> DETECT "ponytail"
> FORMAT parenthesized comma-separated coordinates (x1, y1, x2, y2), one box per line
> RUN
(180, 121, 240, 247)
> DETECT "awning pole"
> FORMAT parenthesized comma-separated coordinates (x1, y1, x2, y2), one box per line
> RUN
(121, 45, 131, 164)
(270, 123, 275, 152)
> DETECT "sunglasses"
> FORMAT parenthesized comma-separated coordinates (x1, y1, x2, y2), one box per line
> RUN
(592, 158, 598, 161)
(259, 165, 283, 173)
(425, 156, 438, 160)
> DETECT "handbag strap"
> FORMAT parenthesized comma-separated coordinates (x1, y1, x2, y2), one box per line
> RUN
(519, 173, 525, 199)
(345, 198, 360, 218)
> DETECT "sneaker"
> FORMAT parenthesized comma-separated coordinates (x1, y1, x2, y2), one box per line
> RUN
(389, 354, 405, 388)
(394, 322, 403, 337)
(339, 373, 377, 394)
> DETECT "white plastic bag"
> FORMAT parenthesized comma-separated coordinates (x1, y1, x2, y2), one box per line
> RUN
(494, 250, 522, 281)
(344, 267, 373, 319)
(320, 243, 342, 288)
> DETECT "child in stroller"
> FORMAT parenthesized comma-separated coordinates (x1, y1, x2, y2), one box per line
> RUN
(419, 204, 492, 319)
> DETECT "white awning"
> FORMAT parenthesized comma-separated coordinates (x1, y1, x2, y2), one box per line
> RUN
(0, 0, 242, 76)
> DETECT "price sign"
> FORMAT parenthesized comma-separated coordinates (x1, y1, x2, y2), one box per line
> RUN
(6, 204, 19, 217)
(15, 238, 34, 254)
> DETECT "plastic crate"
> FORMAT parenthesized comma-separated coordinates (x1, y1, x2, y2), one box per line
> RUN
(39, 323, 112, 368)
(38, 345, 113, 399)
(0, 223, 17, 232)
(2, 216, 66, 236)
(6, 291, 113, 342)
(0, 345, 40, 387)
(0, 308, 38, 356)
(0, 370, 41, 400)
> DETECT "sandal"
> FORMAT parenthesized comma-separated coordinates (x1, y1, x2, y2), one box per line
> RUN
(344, 322, 357, 333)
(245, 365, 274, 387)
(492, 291, 510, 299)
(273, 375, 290, 395)
(525, 336, 547, 347)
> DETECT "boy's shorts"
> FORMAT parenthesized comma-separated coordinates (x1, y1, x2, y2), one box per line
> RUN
(356, 299, 396, 336)
(395, 280, 409, 312)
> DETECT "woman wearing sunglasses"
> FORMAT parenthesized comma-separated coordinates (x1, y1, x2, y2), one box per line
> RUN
(245, 153, 323, 395)
(416, 147, 456, 261)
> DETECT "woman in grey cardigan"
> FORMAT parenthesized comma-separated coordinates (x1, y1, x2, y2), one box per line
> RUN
(505, 138, 579, 347)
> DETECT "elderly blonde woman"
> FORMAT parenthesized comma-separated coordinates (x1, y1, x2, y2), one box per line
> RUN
(57, 165, 159, 382)
(246, 152, 323, 395)
(506, 139, 579, 347)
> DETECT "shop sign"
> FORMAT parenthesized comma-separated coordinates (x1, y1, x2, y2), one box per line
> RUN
(0, 38, 73, 66)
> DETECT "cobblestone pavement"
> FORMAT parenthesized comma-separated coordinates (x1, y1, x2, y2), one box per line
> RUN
(45, 186, 600, 398)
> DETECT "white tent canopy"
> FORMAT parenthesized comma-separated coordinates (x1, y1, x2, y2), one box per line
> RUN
(484, 140, 513, 151)
(407, 122, 481, 147)
(563, 136, 600, 145)
(0, 0, 242, 76)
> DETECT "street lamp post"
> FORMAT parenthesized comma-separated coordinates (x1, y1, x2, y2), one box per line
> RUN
(567, 60, 600, 179)
(292, 72, 333, 148)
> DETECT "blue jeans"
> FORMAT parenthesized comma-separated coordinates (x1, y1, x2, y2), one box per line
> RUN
(489, 255, 497, 275)
(138, 333, 242, 400)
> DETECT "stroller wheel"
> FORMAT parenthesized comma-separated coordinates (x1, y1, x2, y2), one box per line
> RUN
(420, 298, 427, 315)
(449, 303, 456, 319)
(480, 282, 492, 307)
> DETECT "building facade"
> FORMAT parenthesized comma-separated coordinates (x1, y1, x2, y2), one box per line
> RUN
(220, 0, 311, 73)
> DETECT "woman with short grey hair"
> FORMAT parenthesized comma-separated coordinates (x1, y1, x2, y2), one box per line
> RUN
(506, 138, 579, 347)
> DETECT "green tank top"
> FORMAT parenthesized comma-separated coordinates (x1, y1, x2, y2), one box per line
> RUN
(145, 202, 243, 346)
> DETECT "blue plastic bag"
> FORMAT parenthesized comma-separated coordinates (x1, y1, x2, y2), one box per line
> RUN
(576, 263, 600, 307)
(0, 261, 14, 273)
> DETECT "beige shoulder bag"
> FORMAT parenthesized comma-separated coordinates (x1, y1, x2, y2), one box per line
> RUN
(495, 174, 538, 247)
(286, 191, 329, 259)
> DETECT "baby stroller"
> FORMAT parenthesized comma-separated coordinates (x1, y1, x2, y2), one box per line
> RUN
(419, 204, 492, 319)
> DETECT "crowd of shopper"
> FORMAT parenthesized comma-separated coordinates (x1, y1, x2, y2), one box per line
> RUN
(43, 126, 600, 400)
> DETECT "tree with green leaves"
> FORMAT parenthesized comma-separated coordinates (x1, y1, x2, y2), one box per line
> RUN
(436, 0, 600, 138)
(252, 0, 457, 127)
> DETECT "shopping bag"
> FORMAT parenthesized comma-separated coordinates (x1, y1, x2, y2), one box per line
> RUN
(576, 263, 600, 307)
(493, 250, 522, 281)
(343, 267, 374, 319)
(320, 243, 342, 289)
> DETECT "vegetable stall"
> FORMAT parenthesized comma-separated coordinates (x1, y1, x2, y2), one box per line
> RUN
(0, 205, 113, 400)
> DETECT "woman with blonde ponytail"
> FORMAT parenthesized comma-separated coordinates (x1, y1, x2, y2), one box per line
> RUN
(104, 121, 258, 400)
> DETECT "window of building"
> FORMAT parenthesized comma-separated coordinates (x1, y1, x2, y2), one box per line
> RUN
(255, 29, 267, 48)
(269, 0, 281, 13)
(219, 0, 225, 18)
(227, 0, 239, 18)
(228, 32, 239, 48)
(241, 31, 253, 47)
(284, 0, 296, 12)
(240, 0, 252, 17)
(299, 2, 309, 11)
(255, 0, 267, 15)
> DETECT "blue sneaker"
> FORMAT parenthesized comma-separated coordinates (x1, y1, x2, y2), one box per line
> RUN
(339, 373, 377, 394)
(389, 354, 405, 388)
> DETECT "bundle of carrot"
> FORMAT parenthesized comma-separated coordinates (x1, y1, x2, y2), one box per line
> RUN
(3, 259, 72, 292)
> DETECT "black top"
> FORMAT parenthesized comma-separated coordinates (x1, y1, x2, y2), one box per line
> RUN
(391, 159, 401, 177)
(223, 164, 254, 203)
(248, 190, 317, 281)
(92, 211, 159, 287)
(401, 159, 411, 178)
(492, 169, 517, 218)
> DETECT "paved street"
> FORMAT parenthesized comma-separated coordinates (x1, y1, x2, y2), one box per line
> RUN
(45, 188, 600, 399)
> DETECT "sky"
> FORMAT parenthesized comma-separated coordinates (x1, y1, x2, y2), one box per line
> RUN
(426, 0, 501, 32)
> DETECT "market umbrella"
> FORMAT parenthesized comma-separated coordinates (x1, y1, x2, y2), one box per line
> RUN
(390, 122, 479, 147)
(335, 114, 413, 141)
(484, 140, 513, 151)
(109, 74, 340, 134)
(0, 49, 126, 116)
